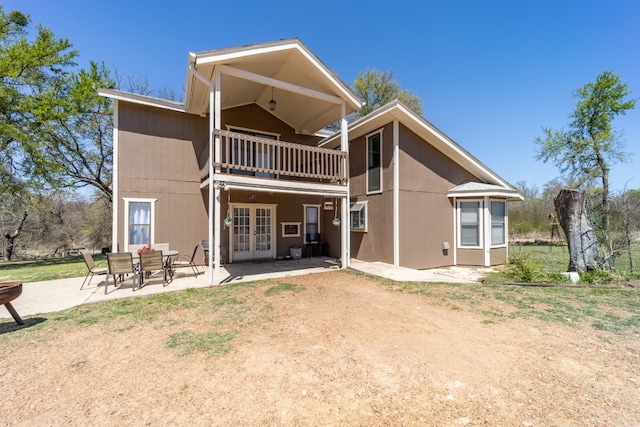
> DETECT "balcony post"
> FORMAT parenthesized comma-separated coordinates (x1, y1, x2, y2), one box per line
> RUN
(340, 102, 349, 269)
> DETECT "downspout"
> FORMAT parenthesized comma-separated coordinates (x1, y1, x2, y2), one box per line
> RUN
(188, 62, 216, 284)
(393, 119, 400, 266)
(340, 103, 349, 268)
(112, 100, 119, 253)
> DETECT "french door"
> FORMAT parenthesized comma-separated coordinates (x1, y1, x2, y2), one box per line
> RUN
(230, 204, 276, 261)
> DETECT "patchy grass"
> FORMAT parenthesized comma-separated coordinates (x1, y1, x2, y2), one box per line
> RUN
(375, 272, 640, 338)
(265, 282, 303, 296)
(0, 255, 104, 283)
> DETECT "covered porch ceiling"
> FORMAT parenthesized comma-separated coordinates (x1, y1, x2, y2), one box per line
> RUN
(185, 39, 362, 135)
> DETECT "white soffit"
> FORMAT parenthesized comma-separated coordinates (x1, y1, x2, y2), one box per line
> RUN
(185, 39, 362, 134)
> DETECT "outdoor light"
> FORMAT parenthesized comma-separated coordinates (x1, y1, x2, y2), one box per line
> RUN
(269, 87, 276, 111)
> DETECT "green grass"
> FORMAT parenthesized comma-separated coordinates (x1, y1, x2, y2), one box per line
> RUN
(0, 255, 105, 283)
(485, 243, 640, 284)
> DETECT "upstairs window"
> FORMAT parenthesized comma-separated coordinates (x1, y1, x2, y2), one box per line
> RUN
(366, 130, 382, 193)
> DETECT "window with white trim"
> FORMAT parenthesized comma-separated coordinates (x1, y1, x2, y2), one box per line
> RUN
(490, 200, 506, 246)
(458, 200, 481, 247)
(303, 204, 321, 240)
(350, 201, 367, 232)
(124, 198, 156, 248)
(366, 130, 382, 193)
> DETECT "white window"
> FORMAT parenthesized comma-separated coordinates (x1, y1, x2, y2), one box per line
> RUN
(490, 200, 506, 246)
(123, 198, 157, 251)
(350, 201, 368, 232)
(458, 200, 481, 247)
(366, 130, 382, 194)
(303, 204, 321, 240)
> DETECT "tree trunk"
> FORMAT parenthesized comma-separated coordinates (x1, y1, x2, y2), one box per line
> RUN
(554, 190, 599, 273)
(4, 210, 28, 261)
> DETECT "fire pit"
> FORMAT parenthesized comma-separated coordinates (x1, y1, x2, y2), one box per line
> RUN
(0, 282, 24, 325)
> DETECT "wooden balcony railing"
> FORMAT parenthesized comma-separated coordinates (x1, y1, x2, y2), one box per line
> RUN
(212, 129, 348, 183)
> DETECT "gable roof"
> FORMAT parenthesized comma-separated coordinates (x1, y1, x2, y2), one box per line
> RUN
(185, 38, 362, 134)
(320, 100, 522, 200)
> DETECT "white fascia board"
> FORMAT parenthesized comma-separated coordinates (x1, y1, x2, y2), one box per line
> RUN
(195, 40, 300, 65)
(200, 174, 348, 196)
(447, 190, 524, 201)
(98, 88, 185, 113)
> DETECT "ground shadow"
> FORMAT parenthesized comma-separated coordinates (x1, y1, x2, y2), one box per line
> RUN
(0, 317, 48, 335)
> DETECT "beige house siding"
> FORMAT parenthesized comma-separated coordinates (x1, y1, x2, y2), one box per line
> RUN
(490, 247, 507, 265)
(348, 123, 395, 264)
(396, 124, 478, 269)
(456, 248, 485, 266)
(117, 102, 209, 258)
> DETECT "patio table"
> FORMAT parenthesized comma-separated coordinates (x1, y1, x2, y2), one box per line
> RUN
(132, 250, 179, 282)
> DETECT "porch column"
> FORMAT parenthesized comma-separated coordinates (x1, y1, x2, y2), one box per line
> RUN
(213, 69, 222, 284)
(483, 196, 491, 267)
(340, 102, 349, 268)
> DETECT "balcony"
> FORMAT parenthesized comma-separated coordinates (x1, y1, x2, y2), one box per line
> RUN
(210, 129, 348, 185)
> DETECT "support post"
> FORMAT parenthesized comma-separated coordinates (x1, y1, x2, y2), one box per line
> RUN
(340, 103, 349, 269)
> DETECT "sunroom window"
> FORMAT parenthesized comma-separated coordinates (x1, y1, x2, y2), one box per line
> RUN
(491, 201, 506, 245)
(459, 201, 481, 247)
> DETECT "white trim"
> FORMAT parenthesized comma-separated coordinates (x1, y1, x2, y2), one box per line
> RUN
(281, 222, 301, 238)
(98, 88, 185, 113)
(452, 197, 457, 266)
(457, 199, 483, 249)
(213, 68, 221, 284)
(393, 119, 400, 266)
(303, 204, 321, 238)
(340, 103, 349, 268)
(365, 128, 383, 195)
(122, 198, 157, 252)
(111, 101, 119, 253)
(349, 201, 368, 232)
(204, 174, 348, 196)
(483, 196, 491, 267)
(228, 203, 278, 262)
(489, 199, 507, 248)
(220, 65, 344, 105)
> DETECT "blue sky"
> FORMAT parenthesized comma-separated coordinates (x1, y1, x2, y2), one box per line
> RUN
(6, 0, 640, 192)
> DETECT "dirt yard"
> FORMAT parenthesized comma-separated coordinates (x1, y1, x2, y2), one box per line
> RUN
(1, 271, 639, 426)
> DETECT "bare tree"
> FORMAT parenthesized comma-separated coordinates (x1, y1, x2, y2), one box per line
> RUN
(554, 189, 599, 273)
(4, 210, 28, 260)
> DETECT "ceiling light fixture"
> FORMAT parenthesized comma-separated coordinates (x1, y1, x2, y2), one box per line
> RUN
(269, 87, 276, 111)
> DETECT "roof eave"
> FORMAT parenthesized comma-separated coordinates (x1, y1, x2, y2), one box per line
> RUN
(98, 88, 186, 113)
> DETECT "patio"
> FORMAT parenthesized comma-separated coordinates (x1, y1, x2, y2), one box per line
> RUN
(1, 257, 341, 318)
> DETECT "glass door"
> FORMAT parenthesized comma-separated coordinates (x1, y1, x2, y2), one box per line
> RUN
(231, 205, 275, 261)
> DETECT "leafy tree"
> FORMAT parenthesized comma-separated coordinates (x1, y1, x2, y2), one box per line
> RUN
(31, 61, 115, 201)
(535, 71, 636, 251)
(353, 69, 423, 117)
(0, 7, 77, 196)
